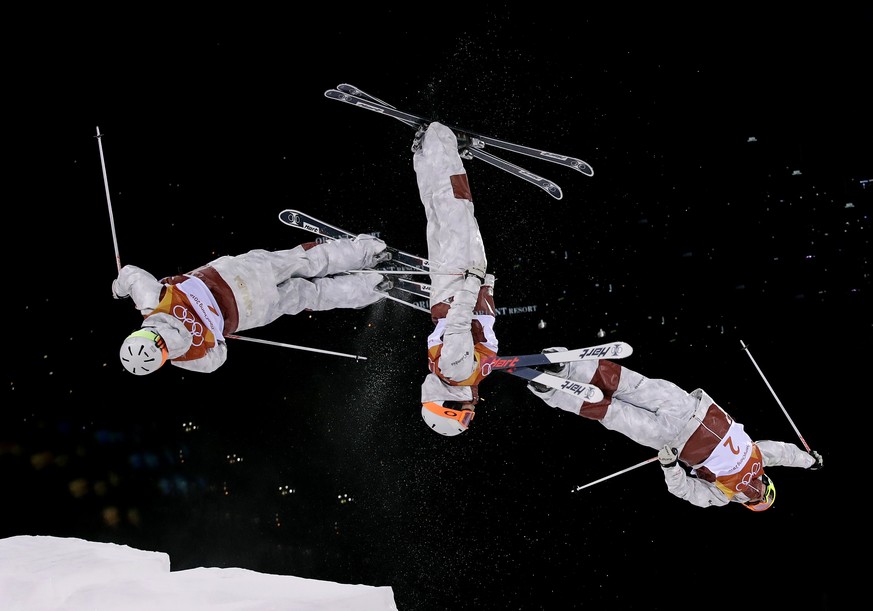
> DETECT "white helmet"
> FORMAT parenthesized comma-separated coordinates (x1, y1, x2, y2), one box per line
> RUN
(421, 401, 475, 436)
(120, 329, 168, 375)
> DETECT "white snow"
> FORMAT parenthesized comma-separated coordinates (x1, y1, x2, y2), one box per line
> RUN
(0, 535, 398, 611)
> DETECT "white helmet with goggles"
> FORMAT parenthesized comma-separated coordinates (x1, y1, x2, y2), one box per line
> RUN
(120, 329, 168, 375)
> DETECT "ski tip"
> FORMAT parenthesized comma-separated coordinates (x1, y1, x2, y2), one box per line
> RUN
(278, 209, 299, 223)
(336, 83, 361, 96)
(573, 161, 594, 177)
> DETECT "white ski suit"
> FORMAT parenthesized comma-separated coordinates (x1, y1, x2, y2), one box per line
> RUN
(413, 122, 498, 405)
(112, 235, 388, 373)
(528, 354, 817, 508)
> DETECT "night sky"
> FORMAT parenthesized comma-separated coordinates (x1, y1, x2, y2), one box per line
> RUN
(5, 10, 870, 610)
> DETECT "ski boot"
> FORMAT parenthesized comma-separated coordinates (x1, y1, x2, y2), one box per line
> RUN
(411, 124, 428, 153)
(375, 278, 394, 293)
(529, 348, 568, 393)
(455, 130, 474, 160)
(371, 250, 393, 266)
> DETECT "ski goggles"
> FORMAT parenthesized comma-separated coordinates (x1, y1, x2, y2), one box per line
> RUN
(743, 474, 776, 512)
(422, 401, 475, 428)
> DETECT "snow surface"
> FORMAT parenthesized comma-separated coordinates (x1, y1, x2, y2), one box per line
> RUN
(0, 536, 398, 611)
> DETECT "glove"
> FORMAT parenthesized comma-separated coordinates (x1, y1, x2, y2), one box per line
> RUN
(808, 450, 823, 471)
(464, 263, 486, 283)
(111, 278, 128, 300)
(658, 445, 678, 469)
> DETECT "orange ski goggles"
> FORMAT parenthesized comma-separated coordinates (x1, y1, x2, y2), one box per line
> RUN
(422, 401, 476, 428)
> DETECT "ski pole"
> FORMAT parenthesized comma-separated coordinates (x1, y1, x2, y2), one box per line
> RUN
(96, 127, 122, 273)
(380, 294, 430, 313)
(226, 334, 367, 361)
(739, 339, 811, 451)
(346, 269, 462, 276)
(572, 457, 659, 493)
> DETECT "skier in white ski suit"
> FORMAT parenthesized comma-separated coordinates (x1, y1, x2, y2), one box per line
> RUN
(528, 353, 823, 510)
(112, 235, 391, 375)
(414, 122, 498, 437)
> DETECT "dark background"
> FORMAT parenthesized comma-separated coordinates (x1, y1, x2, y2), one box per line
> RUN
(4, 9, 870, 610)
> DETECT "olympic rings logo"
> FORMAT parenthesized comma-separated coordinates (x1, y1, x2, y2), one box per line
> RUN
(736, 460, 763, 492)
(172, 304, 205, 347)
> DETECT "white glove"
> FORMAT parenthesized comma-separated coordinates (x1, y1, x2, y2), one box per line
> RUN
(464, 263, 486, 282)
(658, 445, 678, 468)
(111, 278, 128, 300)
